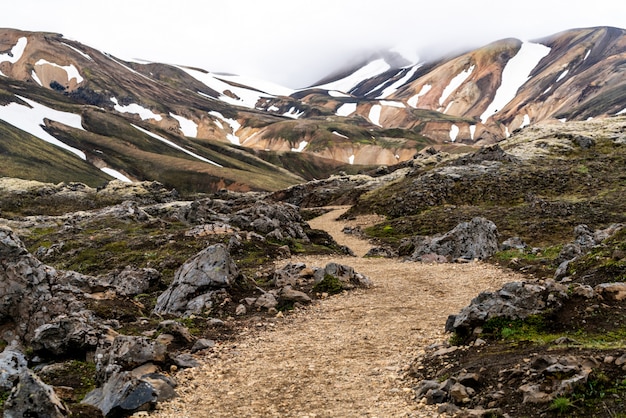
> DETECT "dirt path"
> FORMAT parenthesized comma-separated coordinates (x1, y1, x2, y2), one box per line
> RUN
(152, 207, 524, 417)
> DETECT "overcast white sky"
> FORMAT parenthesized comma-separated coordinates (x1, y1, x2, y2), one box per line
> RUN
(1, 0, 624, 88)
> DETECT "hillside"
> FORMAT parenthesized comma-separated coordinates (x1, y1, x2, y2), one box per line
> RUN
(1, 26, 626, 193)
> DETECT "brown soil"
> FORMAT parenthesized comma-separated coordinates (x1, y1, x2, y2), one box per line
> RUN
(151, 207, 526, 417)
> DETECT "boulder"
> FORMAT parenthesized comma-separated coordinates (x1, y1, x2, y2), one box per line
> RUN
(104, 266, 161, 296)
(446, 280, 569, 334)
(230, 201, 310, 241)
(31, 312, 115, 357)
(82, 371, 157, 416)
(0, 347, 27, 391)
(4, 370, 68, 418)
(279, 286, 312, 304)
(406, 218, 499, 262)
(154, 244, 239, 316)
(96, 336, 167, 383)
(313, 262, 372, 290)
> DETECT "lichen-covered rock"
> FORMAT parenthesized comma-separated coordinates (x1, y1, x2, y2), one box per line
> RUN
(230, 201, 310, 241)
(0, 347, 27, 391)
(153, 244, 239, 316)
(4, 369, 68, 418)
(313, 262, 372, 290)
(404, 217, 499, 262)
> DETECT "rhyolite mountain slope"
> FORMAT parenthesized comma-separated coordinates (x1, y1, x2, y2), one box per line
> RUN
(1, 26, 625, 193)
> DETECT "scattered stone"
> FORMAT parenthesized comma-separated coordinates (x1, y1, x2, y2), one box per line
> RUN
(4, 370, 68, 418)
(255, 293, 279, 310)
(191, 339, 215, 352)
(279, 286, 312, 304)
(172, 353, 201, 369)
(82, 371, 157, 416)
(157, 320, 194, 344)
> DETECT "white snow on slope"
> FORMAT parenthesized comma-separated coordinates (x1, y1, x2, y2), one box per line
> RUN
(470, 125, 476, 140)
(556, 69, 569, 82)
(332, 131, 349, 139)
(35, 59, 84, 83)
(209, 111, 241, 145)
(368, 104, 382, 126)
(520, 114, 531, 129)
(439, 65, 475, 106)
(291, 141, 308, 152)
(170, 113, 198, 137)
(105, 53, 153, 82)
(583, 49, 591, 61)
(336, 103, 357, 117)
(617, 107, 626, 115)
(182, 67, 272, 109)
(380, 100, 405, 108)
(216, 74, 294, 97)
(0, 37, 27, 64)
(449, 124, 459, 142)
(111, 98, 162, 121)
(0, 95, 86, 159)
(61, 42, 93, 61)
(314, 59, 391, 93)
(328, 90, 351, 98)
(283, 107, 304, 119)
(348, 155, 355, 165)
(31, 71, 43, 86)
(101, 167, 132, 182)
(131, 124, 222, 167)
(377, 65, 422, 99)
(480, 42, 551, 122)
(408, 84, 432, 108)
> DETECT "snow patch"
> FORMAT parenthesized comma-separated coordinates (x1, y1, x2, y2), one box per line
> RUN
(332, 131, 349, 139)
(35, 59, 84, 83)
(543, 86, 552, 94)
(583, 49, 591, 61)
(617, 108, 626, 115)
(348, 155, 355, 165)
(170, 113, 198, 137)
(101, 167, 132, 182)
(377, 65, 422, 98)
(111, 97, 162, 121)
(31, 71, 43, 86)
(62, 42, 93, 61)
(380, 100, 405, 108)
(469, 125, 476, 140)
(314, 59, 391, 93)
(480, 42, 551, 122)
(209, 111, 241, 145)
(0, 95, 86, 159)
(336, 103, 357, 117)
(291, 141, 308, 152)
(556, 69, 569, 82)
(105, 53, 153, 82)
(439, 65, 475, 106)
(328, 90, 351, 98)
(368, 104, 382, 126)
(559, 118, 567, 123)
(408, 84, 432, 108)
(131, 124, 222, 166)
(267, 105, 280, 112)
(283, 107, 304, 119)
(449, 124, 459, 142)
(182, 67, 272, 109)
(216, 74, 294, 97)
(0, 37, 27, 64)
(520, 114, 531, 129)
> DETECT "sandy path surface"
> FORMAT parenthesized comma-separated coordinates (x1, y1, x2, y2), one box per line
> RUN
(152, 207, 523, 417)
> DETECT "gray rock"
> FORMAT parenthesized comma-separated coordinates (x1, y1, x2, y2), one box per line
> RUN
(449, 382, 470, 403)
(154, 244, 239, 316)
(140, 373, 177, 401)
(273, 262, 309, 287)
(96, 336, 167, 382)
(82, 371, 157, 416)
(4, 369, 68, 418)
(407, 218, 499, 262)
(255, 293, 278, 310)
(230, 201, 310, 242)
(172, 353, 201, 369)
(191, 339, 215, 352)
(279, 286, 312, 304)
(105, 266, 161, 296)
(501, 236, 527, 251)
(313, 262, 372, 290)
(157, 320, 194, 344)
(364, 247, 397, 258)
(0, 348, 27, 391)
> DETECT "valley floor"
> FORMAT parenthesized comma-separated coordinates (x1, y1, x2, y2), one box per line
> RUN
(151, 208, 525, 417)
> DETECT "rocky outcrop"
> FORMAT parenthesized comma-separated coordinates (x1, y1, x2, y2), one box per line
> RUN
(230, 201, 310, 241)
(153, 244, 239, 316)
(4, 369, 69, 418)
(402, 217, 499, 262)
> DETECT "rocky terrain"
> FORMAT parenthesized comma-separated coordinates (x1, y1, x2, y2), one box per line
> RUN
(0, 113, 624, 416)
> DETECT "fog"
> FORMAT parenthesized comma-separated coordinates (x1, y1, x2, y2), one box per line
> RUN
(2, 0, 624, 88)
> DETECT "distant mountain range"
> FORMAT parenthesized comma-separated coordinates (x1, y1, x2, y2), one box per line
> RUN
(1, 26, 625, 193)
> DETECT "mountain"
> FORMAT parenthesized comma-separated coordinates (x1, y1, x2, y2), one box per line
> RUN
(1, 26, 625, 193)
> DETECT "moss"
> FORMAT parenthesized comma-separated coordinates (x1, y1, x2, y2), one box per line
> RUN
(39, 360, 96, 402)
(313, 274, 343, 295)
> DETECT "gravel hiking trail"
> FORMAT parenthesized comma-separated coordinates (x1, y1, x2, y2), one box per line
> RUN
(152, 206, 524, 417)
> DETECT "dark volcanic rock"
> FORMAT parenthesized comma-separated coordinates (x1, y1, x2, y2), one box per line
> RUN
(153, 244, 239, 316)
(4, 369, 68, 418)
(404, 217, 499, 262)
